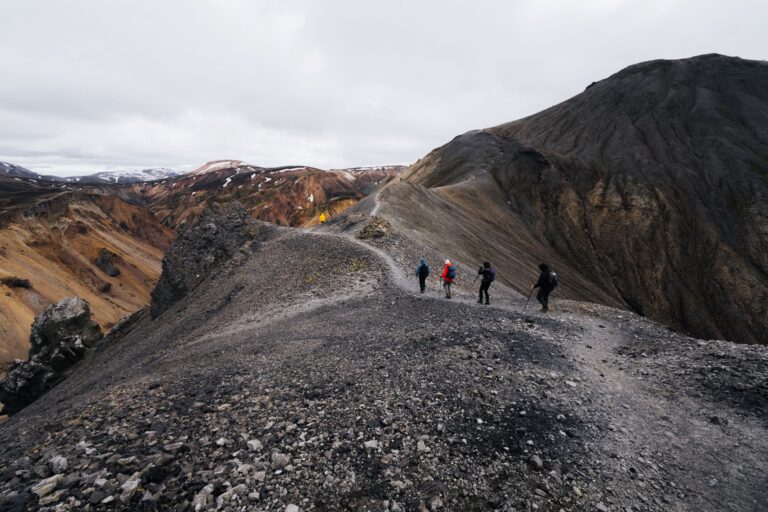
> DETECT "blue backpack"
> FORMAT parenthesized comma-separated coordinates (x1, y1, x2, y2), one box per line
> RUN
(447, 265, 457, 279)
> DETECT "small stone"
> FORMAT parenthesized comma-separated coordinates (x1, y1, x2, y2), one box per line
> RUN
(192, 483, 214, 511)
(565, 381, 577, 388)
(428, 495, 444, 510)
(120, 473, 141, 502)
(271, 452, 290, 468)
(530, 455, 544, 470)
(596, 504, 609, 512)
(118, 456, 137, 466)
(38, 490, 64, 505)
(163, 442, 186, 453)
(247, 439, 263, 451)
(49, 455, 68, 474)
(285, 505, 300, 512)
(237, 463, 254, 475)
(31, 475, 62, 497)
(417, 440, 428, 452)
(364, 440, 379, 451)
(0, 415, 9, 424)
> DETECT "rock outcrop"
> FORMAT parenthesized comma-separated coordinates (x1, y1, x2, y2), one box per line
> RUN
(94, 248, 120, 277)
(150, 202, 274, 318)
(0, 297, 103, 414)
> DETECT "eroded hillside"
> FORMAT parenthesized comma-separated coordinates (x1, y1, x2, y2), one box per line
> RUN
(401, 54, 768, 344)
(130, 162, 402, 229)
(0, 175, 172, 363)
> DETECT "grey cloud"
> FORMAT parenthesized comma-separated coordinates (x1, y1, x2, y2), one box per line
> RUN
(1, 0, 766, 175)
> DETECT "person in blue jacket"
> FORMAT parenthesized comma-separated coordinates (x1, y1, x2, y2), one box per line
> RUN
(415, 256, 430, 293)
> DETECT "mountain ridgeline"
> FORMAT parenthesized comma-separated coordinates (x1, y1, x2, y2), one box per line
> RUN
(402, 54, 768, 344)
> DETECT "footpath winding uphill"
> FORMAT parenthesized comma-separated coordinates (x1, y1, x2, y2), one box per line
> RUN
(0, 202, 766, 511)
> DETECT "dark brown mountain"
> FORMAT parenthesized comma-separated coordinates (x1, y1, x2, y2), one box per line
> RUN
(393, 54, 768, 344)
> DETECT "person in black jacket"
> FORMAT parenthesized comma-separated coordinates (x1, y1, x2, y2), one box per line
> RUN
(531, 263, 557, 312)
(415, 256, 430, 293)
(476, 261, 495, 305)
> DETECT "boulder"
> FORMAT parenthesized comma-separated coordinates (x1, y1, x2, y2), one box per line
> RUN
(356, 216, 392, 240)
(0, 297, 103, 414)
(94, 248, 120, 277)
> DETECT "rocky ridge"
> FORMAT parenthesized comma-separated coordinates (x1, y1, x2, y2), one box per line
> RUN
(0, 202, 766, 511)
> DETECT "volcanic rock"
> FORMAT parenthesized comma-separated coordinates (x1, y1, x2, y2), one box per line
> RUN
(150, 201, 274, 318)
(0, 297, 103, 413)
(356, 216, 392, 239)
(94, 247, 120, 277)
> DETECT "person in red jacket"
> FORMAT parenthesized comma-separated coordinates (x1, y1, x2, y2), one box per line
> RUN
(441, 259, 457, 299)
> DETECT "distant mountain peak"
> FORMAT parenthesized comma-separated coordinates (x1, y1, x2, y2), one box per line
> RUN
(188, 160, 246, 176)
(0, 161, 39, 179)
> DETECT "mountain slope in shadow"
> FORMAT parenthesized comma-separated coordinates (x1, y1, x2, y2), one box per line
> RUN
(398, 54, 768, 344)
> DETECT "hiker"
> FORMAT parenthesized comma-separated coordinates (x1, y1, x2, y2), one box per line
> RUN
(441, 259, 457, 298)
(476, 261, 495, 305)
(319, 212, 327, 223)
(531, 263, 558, 312)
(415, 256, 430, 293)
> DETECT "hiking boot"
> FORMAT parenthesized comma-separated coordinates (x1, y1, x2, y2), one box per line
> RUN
(477, 299, 483, 304)
(485, 301, 490, 305)
(541, 306, 549, 312)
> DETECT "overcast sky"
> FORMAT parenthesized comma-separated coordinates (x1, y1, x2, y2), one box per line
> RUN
(1, 0, 766, 176)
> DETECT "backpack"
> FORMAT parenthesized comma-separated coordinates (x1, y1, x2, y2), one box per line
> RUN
(447, 265, 457, 279)
(548, 271, 558, 288)
(488, 268, 496, 282)
(418, 263, 430, 277)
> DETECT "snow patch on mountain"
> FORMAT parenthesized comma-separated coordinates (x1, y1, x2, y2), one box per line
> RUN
(90, 168, 180, 183)
(188, 160, 244, 176)
(0, 161, 39, 178)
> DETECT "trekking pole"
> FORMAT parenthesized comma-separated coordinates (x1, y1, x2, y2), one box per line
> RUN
(522, 288, 534, 315)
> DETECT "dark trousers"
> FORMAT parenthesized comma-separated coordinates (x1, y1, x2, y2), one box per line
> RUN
(418, 275, 427, 293)
(478, 281, 491, 303)
(537, 288, 551, 308)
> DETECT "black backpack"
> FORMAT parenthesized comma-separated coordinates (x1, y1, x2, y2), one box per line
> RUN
(549, 271, 558, 288)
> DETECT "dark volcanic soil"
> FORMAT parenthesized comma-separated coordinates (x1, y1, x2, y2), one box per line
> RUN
(402, 54, 768, 345)
(1, 210, 767, 511)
